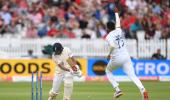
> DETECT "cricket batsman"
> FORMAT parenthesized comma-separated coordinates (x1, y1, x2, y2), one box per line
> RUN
(105, 6, 149, 100)
(48, 42, 82, 100)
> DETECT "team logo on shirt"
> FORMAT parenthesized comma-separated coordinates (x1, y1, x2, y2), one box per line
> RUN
(115, 35, 124, 48)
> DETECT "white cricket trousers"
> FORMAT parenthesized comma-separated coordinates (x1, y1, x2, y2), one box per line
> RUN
(106, 56, 145, 92)
(51, 72, 73, 93)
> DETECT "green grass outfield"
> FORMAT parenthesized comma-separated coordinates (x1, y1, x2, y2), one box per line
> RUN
(0, 81, 169, 100)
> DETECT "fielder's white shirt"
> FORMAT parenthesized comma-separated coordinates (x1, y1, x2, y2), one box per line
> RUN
(106, 28, 129, 59)
(52, 47, 73, 74)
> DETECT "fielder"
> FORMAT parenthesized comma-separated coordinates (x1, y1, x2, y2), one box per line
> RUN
(48, 42, 82, 100)
(105, 7, 149, 100)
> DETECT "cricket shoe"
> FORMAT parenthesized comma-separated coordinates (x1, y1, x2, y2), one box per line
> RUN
(142, 91, 149, 100)
(114, 91, 123, 98)
(48, 96, 56, 100)
(48, 91, 58, 100)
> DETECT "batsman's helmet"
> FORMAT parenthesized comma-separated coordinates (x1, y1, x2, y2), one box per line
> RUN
(53, 42, 63, 55)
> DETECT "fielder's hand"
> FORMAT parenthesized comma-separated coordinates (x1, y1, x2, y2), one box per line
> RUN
(114, 7, 118, 12)
(107, 54, 111, 60)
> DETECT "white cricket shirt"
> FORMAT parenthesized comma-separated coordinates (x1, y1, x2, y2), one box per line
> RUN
(52, 47, 73, 74)
(106, 28, 129, 59)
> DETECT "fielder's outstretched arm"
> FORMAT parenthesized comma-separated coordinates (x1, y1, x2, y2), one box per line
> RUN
(115, 8, 121, 28)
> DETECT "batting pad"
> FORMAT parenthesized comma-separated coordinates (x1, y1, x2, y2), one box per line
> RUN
(63, 74, 73, 100)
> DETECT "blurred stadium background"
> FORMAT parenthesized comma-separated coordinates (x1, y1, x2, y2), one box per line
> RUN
(0, 0, 170, 100)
